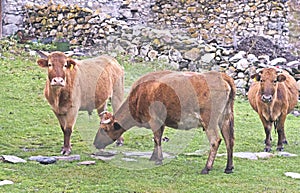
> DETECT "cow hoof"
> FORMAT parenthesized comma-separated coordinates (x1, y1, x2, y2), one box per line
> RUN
(61, 148, 71, 155)
(264, 147, 271, 152)
(224, 168, 233, 174)
(200, 168, 209, 175)
(115, 141, 123, 147)
(276, 147, 284, 151)
(283, 140, 288, 145)
(155, 160, 163, 165)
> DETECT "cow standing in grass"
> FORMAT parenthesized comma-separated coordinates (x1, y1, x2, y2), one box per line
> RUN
(94, 70, 236, 174)
(37, 51, 124, 155)
(248, 68, 299, 152)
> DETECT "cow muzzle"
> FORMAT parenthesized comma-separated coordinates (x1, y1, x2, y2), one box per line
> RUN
(50, 77, 66, 87)
(261, 94, 273, 103)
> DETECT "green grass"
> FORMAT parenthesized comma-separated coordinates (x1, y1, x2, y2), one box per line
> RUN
(1, 48, 300, 192)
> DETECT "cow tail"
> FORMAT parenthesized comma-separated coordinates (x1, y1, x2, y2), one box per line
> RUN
(222, 73, 236, 142)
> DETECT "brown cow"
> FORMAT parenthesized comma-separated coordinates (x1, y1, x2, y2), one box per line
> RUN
(94, 70, 236, 174)
(37, 51, 124, 155)
(248, 68, 299, 152)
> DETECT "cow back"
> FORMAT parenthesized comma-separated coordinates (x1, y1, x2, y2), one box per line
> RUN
(76, 55, 123, 112)
(127, 71, 233, 130)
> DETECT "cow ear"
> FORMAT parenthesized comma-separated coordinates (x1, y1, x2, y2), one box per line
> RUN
(251, 73, 260, 82)
(37, 59, 48, 68)
(113, 122, 122, 130)
(277, 74, 286, 82)
(67, 59, 77, 69)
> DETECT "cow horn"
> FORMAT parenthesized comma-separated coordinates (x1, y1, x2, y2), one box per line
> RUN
(65, 51, 74, 57)
(37, 50, 49, 58)
(256, 68, 263, 74)
(101, 118, 111, 124)
(99, 111, 109, 116)
(276, 68, 283, 73)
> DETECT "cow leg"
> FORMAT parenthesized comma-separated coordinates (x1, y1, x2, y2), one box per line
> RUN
(202, 129, 221, 174)
(150, 125, 165, 165)
(259, 115, 272, 152)
(62, 126, 72, 155)
(201, 124, 221, 174)
(276, 115, 287, 151)
(219, 116, 234, 174)
(111, 76, 124, 112)
(56, 113, 77, 155)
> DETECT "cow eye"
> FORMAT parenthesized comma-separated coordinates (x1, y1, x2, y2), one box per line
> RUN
(48, 63, 52, 67)
(64, 64, 68, 68)
(273, 80, 277, 84)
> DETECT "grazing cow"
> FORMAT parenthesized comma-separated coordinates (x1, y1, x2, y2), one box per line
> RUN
(94, 70, 236, 174)
(37, 51, 124, 155)
(248, 68, 299, 152)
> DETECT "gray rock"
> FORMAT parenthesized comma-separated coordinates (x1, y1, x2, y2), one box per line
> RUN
(247, 54, 259, 64)
(286, 60, 300, 67)
(2, 24, 19, 36)
(269, 57, 287, 66)
(201, 53, 215, 64)
(77, 161, 96, 165)
(184, 48, 201, 61)
(169, 48, 183, 62)
(1, 155, 27, 163)
(54, 155, 80, 161)
(123, 151, 173, 159)
(285, 172, 300, 179)
(122, 158, 137, 162)
(218, 152, 257, 160)
(204, 44, 217, 53)
(0, 180, 14, 186)
(234, 79, 247, 88)
(254, 152, 274, 159)
(169, 61, 179, 69)
(237, 72, 245, 79)
(91, 154, 115, 161)
(148, 50, 158, 61)
(28, 156, 56, 164)
(158, 55, 170, 63)
(184, 149, 207, 156)
(258, 55, 270, 64)
(140, 44, 151, 57)
(277, 152, 298, 157)
(235, 58, 249, 71)
(229, 51, 246, 62)
(4, 14, 23, 25)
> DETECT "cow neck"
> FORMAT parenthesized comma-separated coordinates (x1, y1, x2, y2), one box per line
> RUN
(114, 99, 136, 131)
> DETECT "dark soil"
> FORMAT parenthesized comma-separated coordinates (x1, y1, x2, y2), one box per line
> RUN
(237, 36, 299, 62)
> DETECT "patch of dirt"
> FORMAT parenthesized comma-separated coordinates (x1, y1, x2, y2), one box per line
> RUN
(237, 36, 299, 62)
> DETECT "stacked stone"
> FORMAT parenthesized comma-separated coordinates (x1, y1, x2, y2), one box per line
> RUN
(287, 0, 300, 56)
(151, 0, 290, 49)
(23, 3, 111, 45)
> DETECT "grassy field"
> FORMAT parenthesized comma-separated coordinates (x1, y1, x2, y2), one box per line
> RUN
(0, 45, 300, 192)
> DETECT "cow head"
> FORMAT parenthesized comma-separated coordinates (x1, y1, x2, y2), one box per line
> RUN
(93, 111, 123, 149)
(37, 51, 76, 87)
(251, 68, 286, 103)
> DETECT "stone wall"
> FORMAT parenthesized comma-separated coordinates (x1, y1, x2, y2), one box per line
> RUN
(2, 0, 294, 48)
(2, 0, 151, 37)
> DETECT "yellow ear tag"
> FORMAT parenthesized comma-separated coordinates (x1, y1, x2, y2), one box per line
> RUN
(253, 77, 257, 82)
(70, 64, 74, 71)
